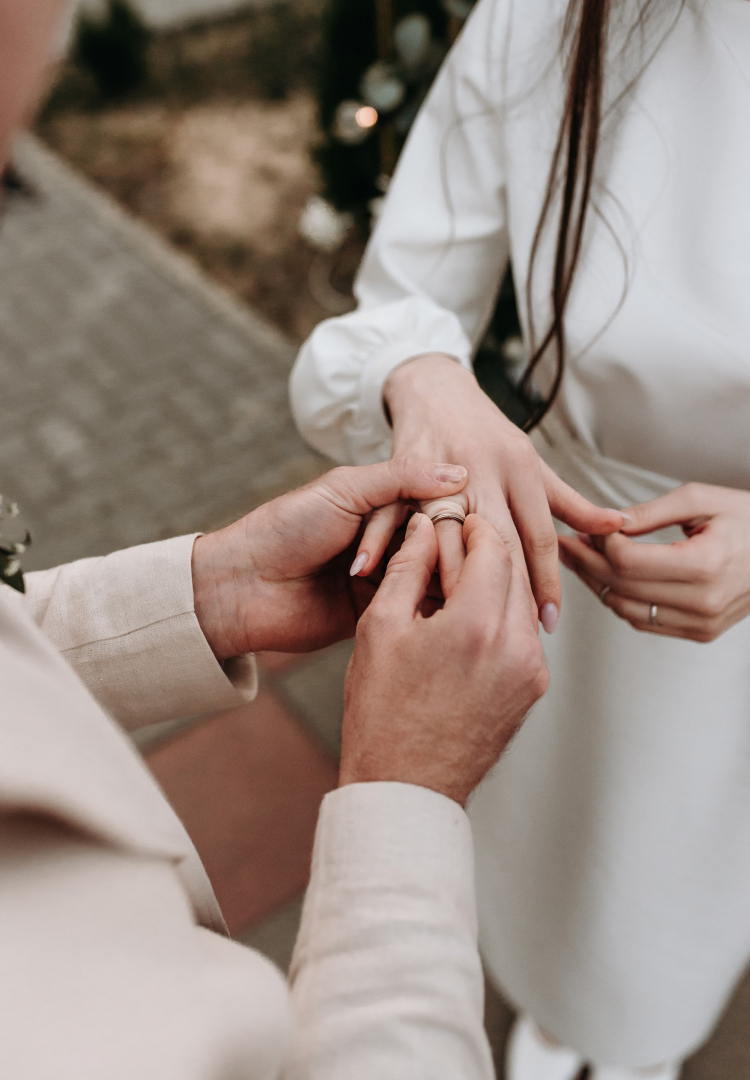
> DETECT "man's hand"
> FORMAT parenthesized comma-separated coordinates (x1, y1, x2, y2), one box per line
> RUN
(340, 513, 549, 807)
(191, 458, 468, 660)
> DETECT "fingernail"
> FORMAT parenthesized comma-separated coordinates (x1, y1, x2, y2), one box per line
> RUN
(607, 508, 635, 523)
(349, 552, 368, 577)
(405, 513, 422, 536)
(433, 463, 467, 483)
(540, 602, 559, 635)
(576, 532, 594, 547)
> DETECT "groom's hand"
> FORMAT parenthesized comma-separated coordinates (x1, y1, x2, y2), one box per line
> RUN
(340, 513, 549, 806)
(191, 458, 468, 660)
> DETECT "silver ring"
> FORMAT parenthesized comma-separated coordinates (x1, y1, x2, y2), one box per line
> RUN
(649, 603, 659, 627)
(430, 510, 466, 526)
(598, 585, 611, 604)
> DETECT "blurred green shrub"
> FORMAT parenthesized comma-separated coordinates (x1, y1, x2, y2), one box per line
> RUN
(73, 0, 150, 101)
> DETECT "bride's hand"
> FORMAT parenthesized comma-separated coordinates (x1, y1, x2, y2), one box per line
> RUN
(558, 483, 750, 642)
(350, 354, 627, 631)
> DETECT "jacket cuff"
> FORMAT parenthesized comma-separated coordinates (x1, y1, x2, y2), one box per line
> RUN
(24, 535, 257, 732)
(294, 781, 477, 961)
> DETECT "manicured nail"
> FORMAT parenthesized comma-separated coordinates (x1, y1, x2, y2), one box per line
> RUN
(607, 508, 634, 523)
(433, 463, 467, 483)
(349, 552, 368, 576)
(406, 513, 423, 536)
(576, 532, 594, 547)
(540, 602, 559, 634)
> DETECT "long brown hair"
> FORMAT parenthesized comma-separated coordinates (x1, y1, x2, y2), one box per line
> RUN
(519, 0, 688, 431)
(519, 0, 613, 431)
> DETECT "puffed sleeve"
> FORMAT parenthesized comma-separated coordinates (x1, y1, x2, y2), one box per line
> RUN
(285, 782, 494, 1080)
(290, 0, 511, 465)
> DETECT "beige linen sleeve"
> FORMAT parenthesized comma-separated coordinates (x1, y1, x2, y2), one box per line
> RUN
(23, 534, 257, 732)
(286, 782, 494, 1079)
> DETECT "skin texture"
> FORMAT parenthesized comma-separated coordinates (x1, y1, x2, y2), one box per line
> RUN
(340, 513, 549, 806)
(191, 457, 468, 660)
(558, 482, 750, 643)
(355, 354, 627, 621)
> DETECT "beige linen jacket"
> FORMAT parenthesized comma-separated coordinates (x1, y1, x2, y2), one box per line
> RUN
(0, 534, 493, 1079)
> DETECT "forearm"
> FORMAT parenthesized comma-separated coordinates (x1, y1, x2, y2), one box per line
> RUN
(286, 783, 494, 1080)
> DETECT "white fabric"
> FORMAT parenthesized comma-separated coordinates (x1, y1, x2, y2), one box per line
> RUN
(0, 535, 491, 1077)
(291, 0, 750, 1068)
(506, 1014, 583, 1080)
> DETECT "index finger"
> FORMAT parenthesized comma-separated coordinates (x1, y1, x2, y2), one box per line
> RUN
(598, 529, 717, 582)
(446, 514, 514, 625)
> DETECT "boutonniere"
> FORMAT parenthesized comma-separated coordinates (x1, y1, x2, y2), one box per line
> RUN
(0, 496, 30, 593)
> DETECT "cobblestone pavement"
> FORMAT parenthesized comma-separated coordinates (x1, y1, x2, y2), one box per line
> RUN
(0, 136, 325, 571)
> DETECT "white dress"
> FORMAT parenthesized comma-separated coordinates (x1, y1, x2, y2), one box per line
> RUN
(290, 0, 750, 1068)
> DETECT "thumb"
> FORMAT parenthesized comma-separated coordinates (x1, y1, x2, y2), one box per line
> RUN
(541, 461, 629, 535)
(318, 457, 467, 518)
(369, 514, 438, 621)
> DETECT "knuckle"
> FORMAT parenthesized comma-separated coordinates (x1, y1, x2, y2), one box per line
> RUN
(496, 526, 522, 553)
(696, 588, 726, 619)
(393, 454, 420, 481)
(533, 662, 551, 699)
(513, 633, 545, 679)
(326, 465, 353, 487)
(507, 431, 535, 460)
(358, 602, 391, 638)
(682, 481, 705, 509)
(608, 546, 634, 575)
(526, 529, 559, 559)
(695, 550, 724, 583)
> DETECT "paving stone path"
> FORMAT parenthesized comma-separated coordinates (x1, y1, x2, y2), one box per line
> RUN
(0, 136, 324, 571)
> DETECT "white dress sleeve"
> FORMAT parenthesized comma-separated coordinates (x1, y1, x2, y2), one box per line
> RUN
(285, 782, 494, 1080)
(290, 0, 511, 465)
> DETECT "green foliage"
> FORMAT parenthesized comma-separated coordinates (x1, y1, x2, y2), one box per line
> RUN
(73, 0, 150, 101)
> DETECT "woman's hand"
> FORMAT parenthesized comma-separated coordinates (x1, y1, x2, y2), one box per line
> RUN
(352, 353, 627, 631)
(558, 483, 750, 642)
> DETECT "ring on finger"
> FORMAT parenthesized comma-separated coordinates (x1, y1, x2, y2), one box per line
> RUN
(598, 584, 611, 605)
(649, 603, 660, 627)
(430, 510, 466, 525)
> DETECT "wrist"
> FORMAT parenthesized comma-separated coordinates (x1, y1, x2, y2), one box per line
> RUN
(339, 736, 474, 808)
(384, 353, 473, 422)
(192, 523, 260, 661)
